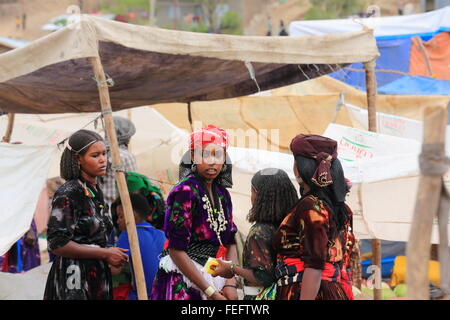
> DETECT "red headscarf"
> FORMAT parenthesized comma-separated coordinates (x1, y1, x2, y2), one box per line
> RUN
(190, 125, 229, 150)
(290, 134, 338, 187)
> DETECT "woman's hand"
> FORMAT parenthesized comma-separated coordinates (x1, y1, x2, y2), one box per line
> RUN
(222, 286, 238, 300)
(109, 265, 123, 276)
(211, 259, 234, 279)
(105, 247, 129, 268)
(210, 291, 228, 300)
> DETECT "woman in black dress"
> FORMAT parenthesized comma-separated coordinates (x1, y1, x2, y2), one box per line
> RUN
(44, 129, 129, 300)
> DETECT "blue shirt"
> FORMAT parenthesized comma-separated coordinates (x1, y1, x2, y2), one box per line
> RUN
(117, 222, 166, 300)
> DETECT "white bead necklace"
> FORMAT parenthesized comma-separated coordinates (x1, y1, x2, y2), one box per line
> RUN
(202, 194, 228, 246)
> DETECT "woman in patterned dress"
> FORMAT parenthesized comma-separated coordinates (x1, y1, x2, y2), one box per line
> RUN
(273, 134, 355, 300)
(152, 125, 239, 300)
(211, 168, 298, 300)
(43, 129, 129, 300)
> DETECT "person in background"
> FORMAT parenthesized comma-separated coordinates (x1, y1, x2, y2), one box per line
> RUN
(101, 116, 137, 242)
(273, 134, 355, 300)
(101, 116, 137, 208)
(44, 129, 128, 300)
(22, 13, 26, 30)
(125, 172, 166, 230)
(212, 168, 298, 300)
(266, 16, 272, 36)
(15, 16, 21, 30)
(0, 220, 40, 273)
(279, 20, 288, 36)
(152, 125, 239, 300)
(111, 193, 166, 300)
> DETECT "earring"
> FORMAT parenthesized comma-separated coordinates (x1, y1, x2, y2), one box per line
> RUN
(221, 164, 227, 173)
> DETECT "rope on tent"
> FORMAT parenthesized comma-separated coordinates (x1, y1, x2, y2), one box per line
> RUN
(56, 114, 103, 150)
(92, 73, 115, 88)
(245, 61, 261, 93)
(297, 65, 310, 80)
(344, 67, 435, 78)
(330, 92, 345, 124)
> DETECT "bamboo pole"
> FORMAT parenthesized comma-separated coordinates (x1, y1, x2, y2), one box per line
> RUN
(89, 56, 148, 300)
(437, 186, 450, 297)
(149, 0, 156, 26)
(364, 60, 382, 300)
(407, 105, 447, 300)
(2, 113, 15, 143)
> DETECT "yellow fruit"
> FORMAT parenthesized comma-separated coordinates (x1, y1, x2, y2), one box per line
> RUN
(204, 257, 219, 274)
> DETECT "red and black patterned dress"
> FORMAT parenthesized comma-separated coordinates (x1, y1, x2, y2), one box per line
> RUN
(273, 195, 355, 300)
(44, 180, 113, 300)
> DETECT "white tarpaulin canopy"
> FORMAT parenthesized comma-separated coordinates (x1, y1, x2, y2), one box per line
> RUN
(289, 6, 450, 39)
(0, 15, 379, 114)
(323, 122, 450, 244)
(0, 143, 56, 255)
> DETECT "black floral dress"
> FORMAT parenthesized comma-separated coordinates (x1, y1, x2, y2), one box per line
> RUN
(44, 180, 113, 300)
(242, 223, 277, 300)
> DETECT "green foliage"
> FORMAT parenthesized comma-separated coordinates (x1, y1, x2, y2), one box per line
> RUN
(304, 0, 365, 20)
(100, 0, 150, 14)
(220, 11, 242, 35)
(188, 23, 209, 33)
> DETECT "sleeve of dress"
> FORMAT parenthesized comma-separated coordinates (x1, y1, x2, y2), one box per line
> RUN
(47, 195, 79, 252)
(164, 185, 196, 251)
(301, 209, 329, 270)
(245, 225, 275, 287)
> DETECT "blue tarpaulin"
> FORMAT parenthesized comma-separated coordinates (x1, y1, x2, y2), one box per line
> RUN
(378, 76, 450, 96)
(331, 38, 412, 91)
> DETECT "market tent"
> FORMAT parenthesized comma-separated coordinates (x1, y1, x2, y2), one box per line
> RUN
(289, 7, 450, 93)
(0, 15, 379, 114)
(0, 37, 28, 54)
(0, 15, 380, 299)
(289, 6, 450, 40)
(151, 80, 449, 152)
(378, 76, 450, 96)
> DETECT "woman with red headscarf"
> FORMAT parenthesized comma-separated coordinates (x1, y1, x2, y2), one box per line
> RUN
(151, 125, 239, 300)
(273, 134, 355, 300)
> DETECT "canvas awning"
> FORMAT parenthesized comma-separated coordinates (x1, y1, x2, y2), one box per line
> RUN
(0, 15, 379, 114)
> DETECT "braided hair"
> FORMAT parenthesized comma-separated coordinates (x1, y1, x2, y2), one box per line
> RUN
(247, 168, 299, 226)
(59, 129, 104, 181)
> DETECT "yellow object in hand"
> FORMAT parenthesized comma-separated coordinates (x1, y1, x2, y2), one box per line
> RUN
(204, 257, 219, 274)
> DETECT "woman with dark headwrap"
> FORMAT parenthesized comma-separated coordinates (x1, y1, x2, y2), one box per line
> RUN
(211, 168, 298, 300)
(273, 134, 355, 300)
(44, 129, 129, 300)
(152, 125, 239, 300)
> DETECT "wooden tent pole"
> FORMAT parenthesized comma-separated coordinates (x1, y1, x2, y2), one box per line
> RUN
(364, 60, 382, 300)
(89, 56, 148, 300)
(407, 105, 447, 299)
(2, 113, 15, 143)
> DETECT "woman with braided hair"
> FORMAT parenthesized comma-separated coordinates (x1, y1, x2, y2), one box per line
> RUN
(273, 134, 355, 300)
(211, 168, 298, 300)
(44, 129, 129, 300)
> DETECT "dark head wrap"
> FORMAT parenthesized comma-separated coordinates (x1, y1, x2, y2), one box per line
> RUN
(290, 134, 350, 233)
(290, 134, 337, 188)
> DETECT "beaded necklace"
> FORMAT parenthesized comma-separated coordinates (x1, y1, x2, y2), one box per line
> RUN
(202, 194, 228, 246)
